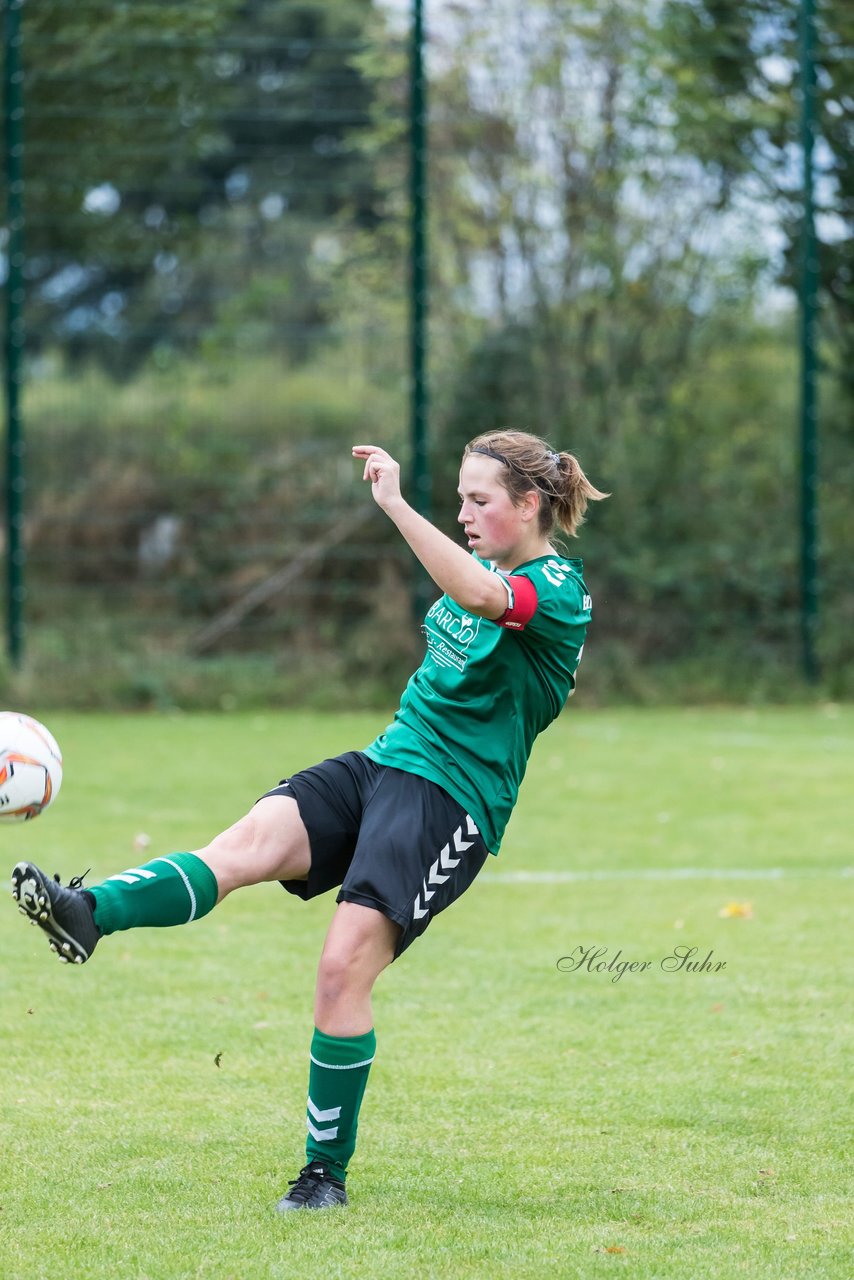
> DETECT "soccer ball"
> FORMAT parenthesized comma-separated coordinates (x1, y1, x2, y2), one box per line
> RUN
(0, 712, 63, 822)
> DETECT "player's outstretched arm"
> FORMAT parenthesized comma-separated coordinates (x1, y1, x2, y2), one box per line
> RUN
(352, 444, 507, 618)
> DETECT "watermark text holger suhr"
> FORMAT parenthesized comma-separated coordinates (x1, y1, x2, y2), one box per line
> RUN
(557, 945, 726, 984)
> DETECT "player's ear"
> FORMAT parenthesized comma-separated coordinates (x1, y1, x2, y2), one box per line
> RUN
(520, 488, 540, 523)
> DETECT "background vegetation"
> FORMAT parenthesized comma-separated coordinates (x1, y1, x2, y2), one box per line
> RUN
(1, 0, 852, 708)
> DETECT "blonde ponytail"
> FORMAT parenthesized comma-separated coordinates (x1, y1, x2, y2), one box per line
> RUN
(552, 449, 610, 537)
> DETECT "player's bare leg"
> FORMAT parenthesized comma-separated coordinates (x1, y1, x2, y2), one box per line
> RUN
(313, 901, 399, 1036)
(277, 901, 400, 1211)
(193, 794, 311, 899)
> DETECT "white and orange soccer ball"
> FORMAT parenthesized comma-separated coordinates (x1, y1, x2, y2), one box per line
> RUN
(0, 712, 63, 822)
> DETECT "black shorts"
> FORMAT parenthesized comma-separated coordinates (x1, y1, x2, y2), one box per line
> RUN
(262, 751, 489, 958)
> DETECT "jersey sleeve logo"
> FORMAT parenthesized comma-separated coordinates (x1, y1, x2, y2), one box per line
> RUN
(540, 559, 573, 587)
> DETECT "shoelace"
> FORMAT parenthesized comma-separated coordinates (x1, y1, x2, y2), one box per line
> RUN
(54, 869, 91, 891)
(286, 1165, 330, 1203)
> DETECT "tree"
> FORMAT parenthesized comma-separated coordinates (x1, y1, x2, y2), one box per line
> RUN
(658, 0, 854, 395)
(4, 0, 384, 372)
(421, 3, 734, 506)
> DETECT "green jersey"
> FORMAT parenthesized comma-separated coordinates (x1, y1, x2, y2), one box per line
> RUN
(363, 553, 592, 852)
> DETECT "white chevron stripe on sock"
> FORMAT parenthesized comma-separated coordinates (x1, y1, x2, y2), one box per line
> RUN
(307, 1116, 339, 1142)
(308, 1096, 341, 1123)
(107, 873, 140, 885)
(127, 867, 157, 879)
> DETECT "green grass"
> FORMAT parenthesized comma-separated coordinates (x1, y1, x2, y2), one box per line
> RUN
(1, 707, 851, 1279)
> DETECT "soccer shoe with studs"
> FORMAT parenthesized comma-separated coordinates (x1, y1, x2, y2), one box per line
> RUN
(275, 1161, 348, 1211)
(11, 861, 100, 965)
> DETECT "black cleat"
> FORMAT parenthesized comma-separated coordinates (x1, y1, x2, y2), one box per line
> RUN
(11, 861, 100, 965)
(275, 1161, 348, 1212)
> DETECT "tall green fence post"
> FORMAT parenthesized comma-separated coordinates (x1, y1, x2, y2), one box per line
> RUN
(410, 0, 432, 617)
(3, 0, 26, 667)
(798, 0, 819, 683)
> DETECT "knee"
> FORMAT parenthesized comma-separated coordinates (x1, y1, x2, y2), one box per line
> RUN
(314, 905, 399, 1018)
(205, 812, 257, 856)
(197, 813, 262, 896)
(316, 939, 372, 1006)
(317, 946, 356, 1000)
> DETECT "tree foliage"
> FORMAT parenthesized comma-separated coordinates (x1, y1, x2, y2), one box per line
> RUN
(659, 0, 854, 393)
(3, 0, 851, 700)
(415, 0, 851, 688)
(8, 0, 383, 371)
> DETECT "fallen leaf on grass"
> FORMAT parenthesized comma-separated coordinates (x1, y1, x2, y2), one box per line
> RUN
(718, 901, 753, 919)
(605, 1245, 627, 1254)
(758, 1168, 775, 1176)
(214, 1052, 223, 1068)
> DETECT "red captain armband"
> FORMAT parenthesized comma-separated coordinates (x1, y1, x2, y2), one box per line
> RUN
(497, 574, 538, 630)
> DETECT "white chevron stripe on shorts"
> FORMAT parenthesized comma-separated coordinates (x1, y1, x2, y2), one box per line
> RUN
(413, 814, 480, 922)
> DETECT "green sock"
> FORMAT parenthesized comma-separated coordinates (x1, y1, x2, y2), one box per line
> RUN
(305, 1027, 377, 1182)
(88, 852, 218, 935)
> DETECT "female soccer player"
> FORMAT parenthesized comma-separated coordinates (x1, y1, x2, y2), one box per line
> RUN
(12, 430, 607, 1210)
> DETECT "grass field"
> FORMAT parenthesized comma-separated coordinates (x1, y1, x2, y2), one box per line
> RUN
(1, 707, 851, 1279)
